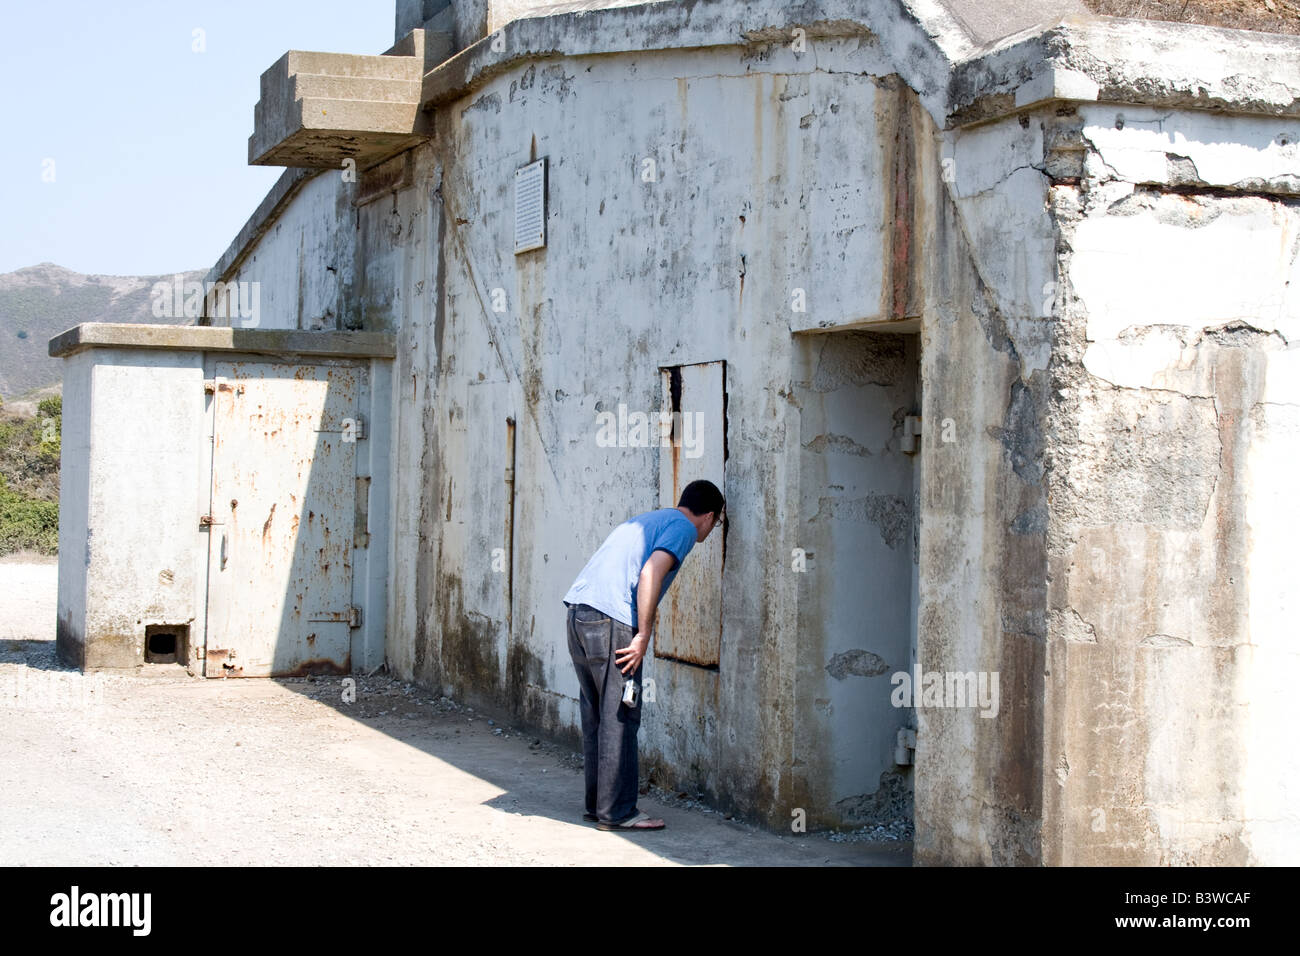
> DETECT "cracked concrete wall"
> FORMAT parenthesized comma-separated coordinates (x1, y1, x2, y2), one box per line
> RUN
(912, 108, 1054, 865)
(915, 96, 1300, 865)
(1044, 105, 1300, 865)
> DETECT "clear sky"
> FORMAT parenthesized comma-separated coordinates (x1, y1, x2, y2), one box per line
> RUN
(0, 0, 397, 277)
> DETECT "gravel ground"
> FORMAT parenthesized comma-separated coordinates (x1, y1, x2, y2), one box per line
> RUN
(0, 558, 910, 866)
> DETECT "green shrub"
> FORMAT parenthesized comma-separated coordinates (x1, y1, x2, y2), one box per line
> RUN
(0, 406, 61, 555)
(0, 473, 58, 554)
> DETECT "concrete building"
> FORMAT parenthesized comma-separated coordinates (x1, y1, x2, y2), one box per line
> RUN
(53, 0, 1300, 864)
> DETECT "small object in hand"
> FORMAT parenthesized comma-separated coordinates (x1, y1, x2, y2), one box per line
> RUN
(622, 679, 638, 707)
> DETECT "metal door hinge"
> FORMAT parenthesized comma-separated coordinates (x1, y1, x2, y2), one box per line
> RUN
(895, 727, 917, 765)
(901, 415, 922, 454)
(354, 475, 371, 549)
(348, 606, 363, 629)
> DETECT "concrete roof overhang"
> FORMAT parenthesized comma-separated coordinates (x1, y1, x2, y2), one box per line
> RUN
(420, 0, 1300, 129)
(49, 323, 396, 360)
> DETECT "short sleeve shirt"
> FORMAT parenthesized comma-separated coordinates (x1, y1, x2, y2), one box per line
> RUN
(563, 508, 698, 629)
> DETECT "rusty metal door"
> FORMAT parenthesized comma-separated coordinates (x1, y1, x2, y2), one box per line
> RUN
(203, 361, 358, 677)
(657, 361, 725, 667)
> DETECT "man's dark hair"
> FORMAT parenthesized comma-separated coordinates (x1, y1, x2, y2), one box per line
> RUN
(678, 479, 724, 518)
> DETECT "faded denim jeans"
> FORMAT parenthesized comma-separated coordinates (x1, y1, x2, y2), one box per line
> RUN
(566, 602, 642, 824)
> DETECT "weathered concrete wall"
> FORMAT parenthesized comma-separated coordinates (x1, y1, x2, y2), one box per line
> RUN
(222, 171, 356, 331)
(488, 1, 664, 36)
(792, 331, 921, 829)
(1043, 104, 1300, 865)
(57, 349, 208, 669)
(450, 0, 489, 47)
(397, 0, 453, 42)
(355, 358, 395, 674)
(55, 349, 93, 668)
(393, 41, 871, 825)
(215, 155, 434, 336)
(381, 33, 1027, 833)
(351, 165, 429, 335)
(909, 97, 1300, 865)
(911, 107, 1055, 865)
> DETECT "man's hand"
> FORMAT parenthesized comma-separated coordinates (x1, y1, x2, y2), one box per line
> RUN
(615, 633, 651, 675)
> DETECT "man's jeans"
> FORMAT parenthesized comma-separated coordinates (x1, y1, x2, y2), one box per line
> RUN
(566, 603, 642, 824)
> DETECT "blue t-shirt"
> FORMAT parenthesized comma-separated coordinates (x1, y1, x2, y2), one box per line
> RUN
(563, 508, 698, 629)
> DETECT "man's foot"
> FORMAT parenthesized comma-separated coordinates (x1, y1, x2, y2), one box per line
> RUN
(583, 812, 598, 822)
(596, 809, 665, 831)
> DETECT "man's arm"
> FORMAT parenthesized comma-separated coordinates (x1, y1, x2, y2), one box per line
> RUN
(614, 548, 676, 675)
(635, 548, 676, 642)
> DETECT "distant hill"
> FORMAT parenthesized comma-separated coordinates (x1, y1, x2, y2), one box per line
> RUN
(0, 263, 206, 402)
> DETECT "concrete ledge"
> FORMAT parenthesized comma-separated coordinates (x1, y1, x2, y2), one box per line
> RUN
(420, 0, 959, 123)
(950, 16, 1300, 126)
(249, 46, 432, 170)
(418, 0, 1300, 130)
(49, 323, 396, 359)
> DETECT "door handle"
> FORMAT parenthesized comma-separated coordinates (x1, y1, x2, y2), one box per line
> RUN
(220, 531, 228, 570)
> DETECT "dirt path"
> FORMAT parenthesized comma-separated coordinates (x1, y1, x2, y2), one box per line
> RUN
(0, 560, 909, 866)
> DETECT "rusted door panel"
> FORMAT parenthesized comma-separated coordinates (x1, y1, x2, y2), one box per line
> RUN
(204, 361, 357, 677)
(657, 362, 725, 667)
